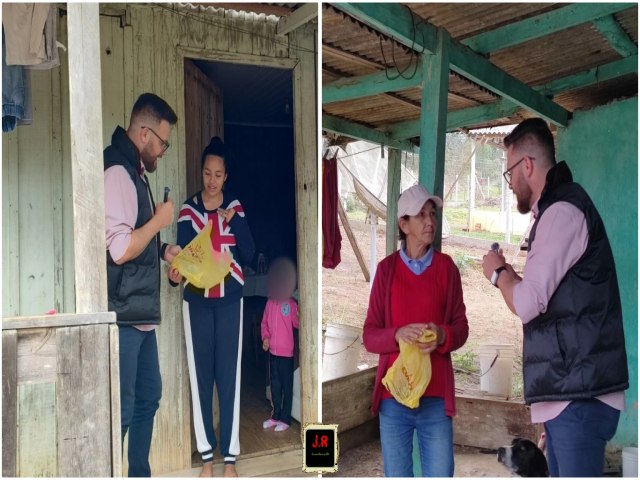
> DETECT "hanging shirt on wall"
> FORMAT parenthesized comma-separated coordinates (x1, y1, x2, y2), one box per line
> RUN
(322, 152, 342, 269)
(2, 4, 59, 69)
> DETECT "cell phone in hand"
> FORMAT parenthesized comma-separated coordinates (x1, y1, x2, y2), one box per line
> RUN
(163, 186, 170, 202)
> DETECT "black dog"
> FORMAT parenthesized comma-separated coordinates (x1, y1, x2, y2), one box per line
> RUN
(497, 437, 549, 477)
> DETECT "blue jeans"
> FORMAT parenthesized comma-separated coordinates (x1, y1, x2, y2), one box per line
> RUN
(544, 399, 620, 477)
(119, 327, 162, 477)
(379, 397, 454, 477)
(270, 354, 294, 425)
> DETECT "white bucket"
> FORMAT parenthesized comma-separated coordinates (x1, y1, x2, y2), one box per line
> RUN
(478, 344, 515, 398)
(622, 447, 638, 477)
(322, 323, 362, 382)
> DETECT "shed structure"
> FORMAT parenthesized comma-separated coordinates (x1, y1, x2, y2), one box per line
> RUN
(322, 1, 638, 460)
(2, 2, 318, 476)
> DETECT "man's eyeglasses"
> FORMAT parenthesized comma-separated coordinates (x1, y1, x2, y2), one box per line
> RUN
(503, 156, 533, 186)
(143, 125, 170, 153)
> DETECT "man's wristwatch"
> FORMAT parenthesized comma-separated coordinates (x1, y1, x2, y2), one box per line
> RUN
(491, 266, 507, 287)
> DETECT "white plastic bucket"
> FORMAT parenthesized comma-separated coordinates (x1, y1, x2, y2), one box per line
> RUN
(622, 447, 638, 477)
(322, 323, 362, 382)
(478, 344, 515, 398)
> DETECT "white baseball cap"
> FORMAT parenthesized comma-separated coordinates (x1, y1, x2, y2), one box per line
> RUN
(397, 184, 443, 219)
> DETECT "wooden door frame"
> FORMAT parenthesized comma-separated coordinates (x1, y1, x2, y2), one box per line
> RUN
(175, 46, 317, 430)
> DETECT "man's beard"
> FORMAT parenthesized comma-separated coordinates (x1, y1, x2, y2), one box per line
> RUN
(516, 182, 532, 214)
(140, 145, 157, 173)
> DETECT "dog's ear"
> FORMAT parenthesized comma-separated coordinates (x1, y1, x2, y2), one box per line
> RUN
(511, 437, 522, 446)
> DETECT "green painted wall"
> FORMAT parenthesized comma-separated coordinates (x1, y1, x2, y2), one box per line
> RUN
(557, 97, 638, 447)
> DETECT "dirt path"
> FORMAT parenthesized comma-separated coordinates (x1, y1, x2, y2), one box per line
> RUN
(327, 440, 516, 477)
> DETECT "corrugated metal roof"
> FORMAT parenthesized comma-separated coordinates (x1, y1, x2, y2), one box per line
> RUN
(177, 3, 299, 19)
(322, 3, 638, 141)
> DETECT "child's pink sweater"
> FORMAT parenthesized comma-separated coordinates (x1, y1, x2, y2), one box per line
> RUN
(261, 298, 299, 357)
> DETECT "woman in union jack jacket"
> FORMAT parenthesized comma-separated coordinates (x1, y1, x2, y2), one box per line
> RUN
(169, 137, 255, 477)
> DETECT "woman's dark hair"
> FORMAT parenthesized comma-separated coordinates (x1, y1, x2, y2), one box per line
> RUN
(201, 136, 229, 171)
(398, 215, 410, 241)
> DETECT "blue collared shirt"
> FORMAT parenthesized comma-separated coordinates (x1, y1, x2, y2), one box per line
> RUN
(399, 242, 434, 275)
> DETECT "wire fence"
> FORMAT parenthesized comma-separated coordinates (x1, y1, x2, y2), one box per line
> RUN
(324, 134, 528, 244)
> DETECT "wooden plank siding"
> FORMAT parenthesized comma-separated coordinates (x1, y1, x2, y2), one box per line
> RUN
(56, 325, 112, 476)
(2, 4, 317, 476)
(2, 316, 119, 476)
(17, 382, 57, 476)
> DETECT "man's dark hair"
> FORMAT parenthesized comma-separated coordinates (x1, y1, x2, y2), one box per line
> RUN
(131, 93, 178, 125)
(503, 118, 555, 164)
(201, 136, 230, 171)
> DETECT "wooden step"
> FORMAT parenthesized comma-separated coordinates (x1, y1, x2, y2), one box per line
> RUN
(160, 447, 313, 477)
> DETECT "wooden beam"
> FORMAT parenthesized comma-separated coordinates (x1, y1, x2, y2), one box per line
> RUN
(323, 66, 422, 103)
(334, 3, 570, 127)
(336, 3, 437, 56)
(323, 114, 415, 152)
(447, 43, 569, 126)
(291, 24, 319, 426)
(109, 324, 122, 477)
(323, 43, 382, 70)
(592, 15, 638, 57)
(386, 149, 401, 256)
(454, 395, 542, 449)
(462, 3, 635, 54)
(322, 367, 376, 432)
(419, 31, 449, 251)
(2, 330, 17, 477)
(323, 66, 421, 111)
(67, 3, 107, 314)
(387, 56, 637, 140)
(337, 201, 370, 283)
(387, 98, 519, 140)
(3, 312, 116, 330)
(323, 44, 477, 107)
(538, 55, 638, 96)
(277, 3, 317, 35)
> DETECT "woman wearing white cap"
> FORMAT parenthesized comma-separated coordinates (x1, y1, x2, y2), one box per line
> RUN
(363, 184, 469, 477)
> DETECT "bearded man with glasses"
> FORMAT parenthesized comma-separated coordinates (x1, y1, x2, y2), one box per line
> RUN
(481, 118, 628, 477)
(104, 92, 180, 477)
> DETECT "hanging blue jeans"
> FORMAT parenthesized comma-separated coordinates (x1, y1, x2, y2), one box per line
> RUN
(2, 28, 26, 133)
(379, 397, 454, 477)
(544, 399, 620, 477)
(119, 327, 162, 477)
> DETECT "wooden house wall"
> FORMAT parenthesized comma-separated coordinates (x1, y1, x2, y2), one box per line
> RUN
(2, 4, 317, 475)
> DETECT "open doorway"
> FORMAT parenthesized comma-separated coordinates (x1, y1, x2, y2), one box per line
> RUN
(183, 58, 299, 463)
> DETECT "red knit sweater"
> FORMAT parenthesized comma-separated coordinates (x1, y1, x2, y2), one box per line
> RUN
(363, 250, 469, 417)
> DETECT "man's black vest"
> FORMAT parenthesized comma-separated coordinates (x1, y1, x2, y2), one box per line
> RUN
(104, 126, 161, 325)
(523, 161, 628, 403)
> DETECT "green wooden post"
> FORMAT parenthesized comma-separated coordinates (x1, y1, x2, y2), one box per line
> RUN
(418, 28, 449, 252)
(386, 148, 402, 255)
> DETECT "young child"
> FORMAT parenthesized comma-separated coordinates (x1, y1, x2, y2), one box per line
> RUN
(261, 257, 299, 432)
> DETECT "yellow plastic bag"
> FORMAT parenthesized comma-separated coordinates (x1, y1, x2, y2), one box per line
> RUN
(381, 329, 438, 408)
(171, 221, 233, 289)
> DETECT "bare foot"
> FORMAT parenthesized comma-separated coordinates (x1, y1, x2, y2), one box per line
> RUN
(199, 462, 214, 477)
(223, 464, 238, 477)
